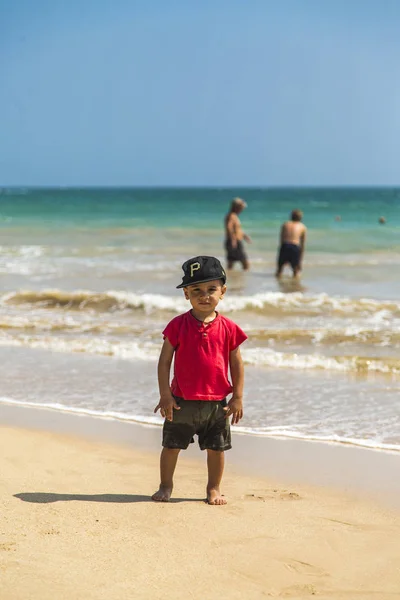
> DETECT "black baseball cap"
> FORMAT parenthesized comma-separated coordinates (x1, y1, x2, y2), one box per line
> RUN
(176, 256, 227, 289)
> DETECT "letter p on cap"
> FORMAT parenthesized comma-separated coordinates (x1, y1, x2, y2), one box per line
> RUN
(190, 262, 200, 278)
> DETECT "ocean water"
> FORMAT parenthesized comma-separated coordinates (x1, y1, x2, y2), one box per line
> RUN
(0, 187, 399, 453)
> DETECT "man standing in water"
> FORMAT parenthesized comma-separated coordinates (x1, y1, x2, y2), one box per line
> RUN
(224, 198, 251, 270)
(275, 209, 307, 279)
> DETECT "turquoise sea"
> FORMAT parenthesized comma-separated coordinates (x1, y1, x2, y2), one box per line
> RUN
(0, 187, 399, 453)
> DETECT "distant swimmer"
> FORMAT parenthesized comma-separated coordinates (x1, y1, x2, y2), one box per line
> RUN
(379, 216, 386, 224)
(224, 197, 251, 270)
(275, 209, 307, 279)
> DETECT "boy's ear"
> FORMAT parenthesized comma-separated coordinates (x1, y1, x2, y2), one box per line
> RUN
(221, 284, 227, 297)
(183, 287, 190, 300)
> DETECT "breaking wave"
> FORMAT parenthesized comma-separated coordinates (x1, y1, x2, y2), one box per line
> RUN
(1, 333, 399, 375)
(2, 289, 400, 317)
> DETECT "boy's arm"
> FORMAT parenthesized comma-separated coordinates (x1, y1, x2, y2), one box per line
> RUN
(154, 338, 180, 422)
(226, 346, 244, 425)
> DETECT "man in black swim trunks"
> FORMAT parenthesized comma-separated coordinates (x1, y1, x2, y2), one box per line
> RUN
(224, 198, 251, 270)
(275, 209, 307, 279)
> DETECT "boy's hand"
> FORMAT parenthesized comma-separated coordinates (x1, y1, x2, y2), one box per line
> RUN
(154, 395, 180, 422)
(224, 396, 243, 425)
(244, 234, 252, 244)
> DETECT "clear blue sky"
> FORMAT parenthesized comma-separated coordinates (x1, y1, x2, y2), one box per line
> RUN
(1, 0, 400, 186)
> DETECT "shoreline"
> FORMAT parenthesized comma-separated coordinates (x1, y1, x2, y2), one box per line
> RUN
(1, 402, 399, 510)
(2, 397, 399, 455)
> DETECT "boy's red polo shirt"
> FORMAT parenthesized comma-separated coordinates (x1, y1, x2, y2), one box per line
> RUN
(163, 310, 247, 401)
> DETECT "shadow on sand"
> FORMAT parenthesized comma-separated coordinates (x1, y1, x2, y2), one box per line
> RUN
(14, 492, 205, 504)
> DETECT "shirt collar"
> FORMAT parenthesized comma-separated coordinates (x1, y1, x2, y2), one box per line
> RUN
(188, 310, 220, 329)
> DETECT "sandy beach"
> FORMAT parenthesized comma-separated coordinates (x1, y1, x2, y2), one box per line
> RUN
(1, 405, 399, 600)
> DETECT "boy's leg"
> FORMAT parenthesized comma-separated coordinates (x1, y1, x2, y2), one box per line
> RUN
(152, 447, 180, 502)
(206, 449, 226, 505)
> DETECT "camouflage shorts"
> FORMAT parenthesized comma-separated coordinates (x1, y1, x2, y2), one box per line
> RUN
(162, 397, 231, 451)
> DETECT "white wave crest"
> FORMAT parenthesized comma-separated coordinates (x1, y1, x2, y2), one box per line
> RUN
(0, 334, 159, 361)
(1, 331, 399, 375)
(3, 288, 399, 317)
(110, 291, 188, 313)
(233, 426, 400, 453)
(242, 347, 400, 374)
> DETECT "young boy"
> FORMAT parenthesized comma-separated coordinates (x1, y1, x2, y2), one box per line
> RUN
(275, 209, 307, 279)
(152, 256, 247, 505)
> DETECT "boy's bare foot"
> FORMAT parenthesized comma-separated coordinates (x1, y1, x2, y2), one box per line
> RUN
(206, 487, 227, 505)
(152, 485, 172, 502)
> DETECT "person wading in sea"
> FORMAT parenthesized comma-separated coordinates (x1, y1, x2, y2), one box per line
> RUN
(275, 209, 307, 279)
(224, 198, 251, 270)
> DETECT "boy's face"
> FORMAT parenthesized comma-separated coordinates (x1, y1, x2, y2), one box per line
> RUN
(183, 279, 226, 313)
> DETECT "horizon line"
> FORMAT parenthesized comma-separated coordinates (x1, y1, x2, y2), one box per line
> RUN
(2, 184, 400, 190)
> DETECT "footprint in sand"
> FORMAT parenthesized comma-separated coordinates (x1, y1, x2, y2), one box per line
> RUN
(40, 528, 60, 536)
(283, 558, 327, 577)
(279, 583, 318, 596)
(322, 517, 378, 532)
(0, 542, 17, 552)
(244, 489, 301, 502)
